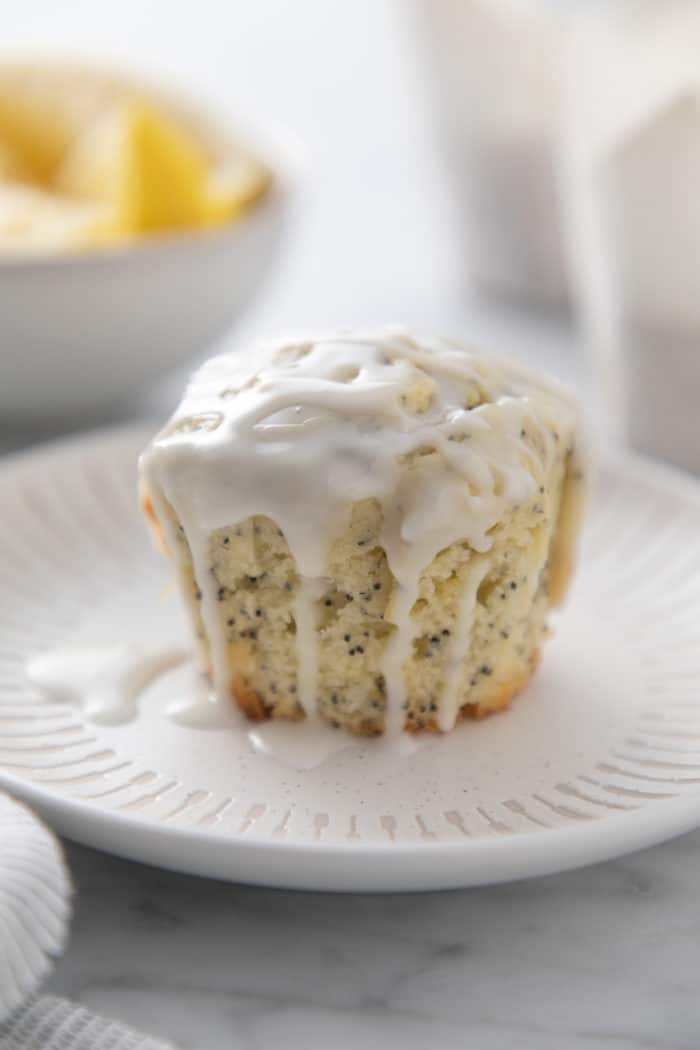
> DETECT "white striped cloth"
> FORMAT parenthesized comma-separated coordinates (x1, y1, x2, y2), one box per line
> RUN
(0, 997, 174, 1050)
(0, 794, 175, 1049)
(0, 795, 71, 1021)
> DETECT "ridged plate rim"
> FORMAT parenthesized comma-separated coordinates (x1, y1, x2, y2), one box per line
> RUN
(2, 423, 700, 891)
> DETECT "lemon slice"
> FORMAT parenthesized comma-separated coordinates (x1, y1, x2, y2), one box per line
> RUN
(58, 102, 271, 234)
(0, 64, 121, 183)
(0, 137, 30, 182)
(56, 102, 212, 233)
(0, 183, 116, 251)
(0, 63, 271, 248)
(203, 148, 272, 225)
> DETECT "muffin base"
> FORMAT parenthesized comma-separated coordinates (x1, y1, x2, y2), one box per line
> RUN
(230, 648, 541, 736)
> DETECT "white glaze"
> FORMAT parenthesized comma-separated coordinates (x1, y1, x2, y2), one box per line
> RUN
(295, 578, 324, 721)
(248, 717, 437, 769)
(247, 720, 353, 770)
(140, 328, 578, 737)
(166, 665, 241, 728)
(438, 559, 489, 733)
(26, 645, 187, 725)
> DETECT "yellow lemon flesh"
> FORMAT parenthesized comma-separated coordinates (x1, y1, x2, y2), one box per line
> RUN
(203, 151, 272, 225)
(0, 183, 115, 251)
(0, 65, 270, 252)
(56, 102, 211, 234)
(0, 138, 31, 182)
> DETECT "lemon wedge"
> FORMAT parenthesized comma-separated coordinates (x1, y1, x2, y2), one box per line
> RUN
(0, 138, 31, 182)
(0, 65, 114, 182)
(0, 183, 116, 251)
(0, 64, 271, 250)
(56, 102, 211, 233)
(203, 149, 272, 225)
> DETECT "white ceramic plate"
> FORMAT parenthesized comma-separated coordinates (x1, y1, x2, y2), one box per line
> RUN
(2, 425, 700, 892)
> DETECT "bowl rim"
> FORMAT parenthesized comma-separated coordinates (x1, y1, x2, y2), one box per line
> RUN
(0, 173, 294, 273)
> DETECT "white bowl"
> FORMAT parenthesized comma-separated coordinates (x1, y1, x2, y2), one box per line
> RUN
(0, 153, 293, 423)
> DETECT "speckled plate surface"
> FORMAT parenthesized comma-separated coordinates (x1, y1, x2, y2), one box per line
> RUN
(3, 425, 700, 892)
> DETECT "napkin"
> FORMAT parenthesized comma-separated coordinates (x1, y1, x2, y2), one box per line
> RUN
(0, 996, 173, 1050)
(0, 795, 71, 1020)
(0, 793, 175, 1049)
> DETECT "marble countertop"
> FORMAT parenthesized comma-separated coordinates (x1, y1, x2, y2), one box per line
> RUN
(46, 833, 700, 1050)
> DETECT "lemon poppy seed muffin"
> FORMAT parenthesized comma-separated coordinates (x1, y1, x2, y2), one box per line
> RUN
(140, 329, 585, 737)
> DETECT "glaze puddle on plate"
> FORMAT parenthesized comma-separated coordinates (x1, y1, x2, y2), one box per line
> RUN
(248, 720, 353, 770)
(26, 645, 187, 726)
(26, 644, 435, 771)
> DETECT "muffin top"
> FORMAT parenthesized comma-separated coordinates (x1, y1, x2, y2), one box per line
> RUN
(141, 328, 580, 585)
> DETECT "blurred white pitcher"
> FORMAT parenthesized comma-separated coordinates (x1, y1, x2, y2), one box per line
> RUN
(422, 0, 574, 308)
(561, 0, 700, 471)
